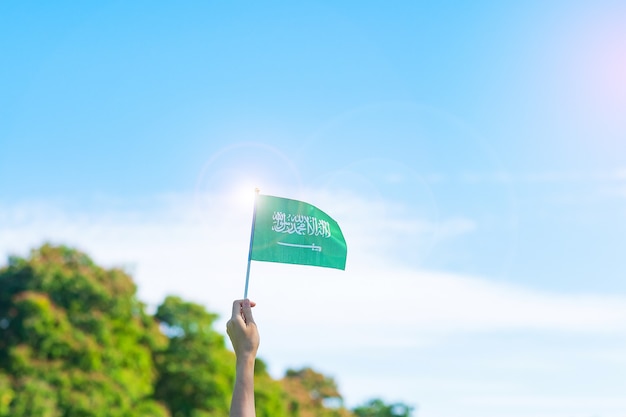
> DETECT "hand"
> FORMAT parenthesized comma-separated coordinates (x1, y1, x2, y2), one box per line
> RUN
(227, 299, 259, 417)
(227, 299, 260, 361)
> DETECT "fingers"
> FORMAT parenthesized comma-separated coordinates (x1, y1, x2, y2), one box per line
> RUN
(231, 299, 243, 320)
(230, 299, 256, 323)
(226, 299, 260, 358)
(241, 299, 256, 325)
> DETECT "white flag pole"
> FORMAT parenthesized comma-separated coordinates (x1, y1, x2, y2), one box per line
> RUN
(244, 188, 260, 299)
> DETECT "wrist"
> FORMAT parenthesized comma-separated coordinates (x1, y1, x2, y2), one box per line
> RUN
(236, 354, 256, 369)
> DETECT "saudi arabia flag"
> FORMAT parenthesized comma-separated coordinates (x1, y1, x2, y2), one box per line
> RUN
(250, 195, 347, 270)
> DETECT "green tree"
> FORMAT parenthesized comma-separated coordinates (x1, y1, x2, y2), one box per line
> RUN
(7, 376, 60, 417)
(0, 373, 15, 417)
(0, 244, 410, 417)
(154, 295, 235, 417)
(0, 244, 169, 417)
(153, 296, 291, 417)
(353, 399, 414, 417)
(252, 358, 289, 417)
(282, 367, 352, 417)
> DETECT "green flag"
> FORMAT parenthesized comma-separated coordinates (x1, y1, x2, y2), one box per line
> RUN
(250, 194, 347, 270)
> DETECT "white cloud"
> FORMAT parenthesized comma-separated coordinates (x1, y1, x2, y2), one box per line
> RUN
(1, 191, 624, 336)
(2, 191, 626, 415)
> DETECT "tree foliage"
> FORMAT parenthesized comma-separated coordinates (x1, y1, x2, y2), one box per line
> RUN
(0, 244, 415, 417)
(154, 295, 234, 417)
(282, 367, 353, 417)
(0, 244, 167, 417)
(353, 399, 414, 417)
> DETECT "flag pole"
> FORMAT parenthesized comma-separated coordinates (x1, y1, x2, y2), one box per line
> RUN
(244, 188, 260, 299)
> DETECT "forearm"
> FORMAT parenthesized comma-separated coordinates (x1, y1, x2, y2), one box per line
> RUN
(230, 356, 256, 417)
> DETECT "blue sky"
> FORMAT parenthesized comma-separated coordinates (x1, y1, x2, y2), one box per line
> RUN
(2, 2, 626, 416)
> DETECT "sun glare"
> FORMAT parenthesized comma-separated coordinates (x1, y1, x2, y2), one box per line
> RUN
(232, 182, 260, 208)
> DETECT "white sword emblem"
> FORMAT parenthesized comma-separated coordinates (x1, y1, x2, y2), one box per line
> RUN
(278, 242, 322, 252)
